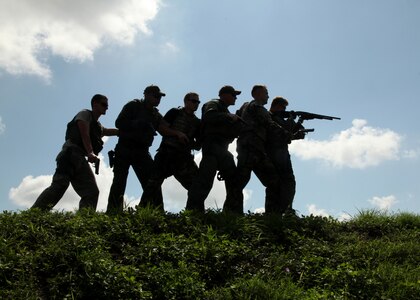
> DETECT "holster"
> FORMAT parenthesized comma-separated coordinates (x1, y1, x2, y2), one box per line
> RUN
(108, 150, 115, 168)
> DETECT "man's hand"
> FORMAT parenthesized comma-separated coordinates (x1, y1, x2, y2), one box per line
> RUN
(87, 152, 98, 163)
(176, 131, 189, 145)
(229, 113, 239, 122)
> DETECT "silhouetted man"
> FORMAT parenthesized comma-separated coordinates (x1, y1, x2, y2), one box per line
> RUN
(231, 85, 288, 214)
(267, 96, 305, 214)
(107, 85, 187, 213)
(32, 94, 118, 211)
(186, 85, 243, 213)
(139, 92, 201, 210)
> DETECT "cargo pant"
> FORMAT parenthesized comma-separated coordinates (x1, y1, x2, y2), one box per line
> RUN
(106, 143, 163, 213)
(139, 146, 198, 210)
(186, 141, 238, 213)
(232, 144, 287, 214)
(267, 145, 296, 211)
(32, 146, 99, 211)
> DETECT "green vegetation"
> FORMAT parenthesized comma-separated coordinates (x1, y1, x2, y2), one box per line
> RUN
(1, 208, 419, 299)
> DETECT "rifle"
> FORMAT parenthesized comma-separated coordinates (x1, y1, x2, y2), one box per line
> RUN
(278, 110, 340, 135)
(280, 111, 340, 121)
(296, 128, 314, 134)
(94, 158, 100, 175)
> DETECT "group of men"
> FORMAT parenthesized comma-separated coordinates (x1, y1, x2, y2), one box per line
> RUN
(32, 84, 306, 215)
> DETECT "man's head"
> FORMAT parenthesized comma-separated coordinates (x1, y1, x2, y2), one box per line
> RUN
(251, 85, 269, 105)
(183, 92, 200, 113)
(218, 85, 241, 106)
(144, 85, 166, 107)
(91, 94, 109, 115)
(270, 96, 288, 112)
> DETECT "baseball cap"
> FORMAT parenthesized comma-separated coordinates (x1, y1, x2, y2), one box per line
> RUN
(219, 85, 241, 96)
(144, 85, 166, 97)
(218, 85, 241, 96)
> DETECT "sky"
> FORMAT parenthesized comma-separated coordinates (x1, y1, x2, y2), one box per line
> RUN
(1, 0, 419, 220)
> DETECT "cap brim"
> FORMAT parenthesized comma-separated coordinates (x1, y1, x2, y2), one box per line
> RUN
(234, 91, 241, 95)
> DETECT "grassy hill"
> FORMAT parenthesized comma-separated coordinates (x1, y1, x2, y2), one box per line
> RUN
(1, 208, 419, 299)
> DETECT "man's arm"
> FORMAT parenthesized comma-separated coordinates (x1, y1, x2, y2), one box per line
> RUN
(157, 120, 189, 144)
(77, 120, 97, 162)
(103, 128, 119, 136)
(203, 109, 235, 124)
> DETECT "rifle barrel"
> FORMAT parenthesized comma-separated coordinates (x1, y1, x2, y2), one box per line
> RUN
(294, 111, 340, 120)
(322, 116, 341, 120)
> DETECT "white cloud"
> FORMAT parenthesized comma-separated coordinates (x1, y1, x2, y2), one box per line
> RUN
(305, 205, 352, 221)
(253, 207, 265, 214)
(402, 149, 419, 159)
(0, 0, 161, 80)
(337, 212, 352, 222)
(368, 195, 398, 211)
(307, 204, 330, 217)
(9, 175, 56, 208)
(161, 42, 179, 54)
(0, 116, 5, 134)
(290, 119, 401, 169)
(161, 179, 188, 212)
(124, 195, 141, 210)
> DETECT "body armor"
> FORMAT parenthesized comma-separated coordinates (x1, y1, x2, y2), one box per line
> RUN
(161, 108, 200, 151)
(65, 110, 103, 155)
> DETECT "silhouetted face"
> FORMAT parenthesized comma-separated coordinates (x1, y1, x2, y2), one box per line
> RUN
(94, 98, 109, 115)
(185, 94, 200, 112)
(220, 92, 237, 106)
(145, 93, 163, 107)
(279, 103, 287, 111)
(254, 87, 269, 105)
(271, 103, 287, 113)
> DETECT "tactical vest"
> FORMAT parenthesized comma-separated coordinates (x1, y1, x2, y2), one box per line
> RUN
(238, 100, 269, 144)
(161, 108, 200, 150)
(201, 100, 242, 141)
(65, 110, 103, 155)
(117, 100, 161, 148)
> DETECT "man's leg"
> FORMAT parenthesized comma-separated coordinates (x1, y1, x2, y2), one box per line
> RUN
(32, 172, 70, 211)
(186, 154, 218, 212)
(139, 151, 168, 209)
(254, 158, 286, 214)
(133, 150, 164, 209)
(31, 149, 72, 211)
(270, 148, 296, 212)
(107, 146, 131, 213)
(222, 150, 244, 214)
(72, 158, 99, 211)
(174, 154, 198, 190)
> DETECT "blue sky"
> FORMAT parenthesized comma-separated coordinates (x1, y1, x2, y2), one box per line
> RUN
(1, 0, 419, 219)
